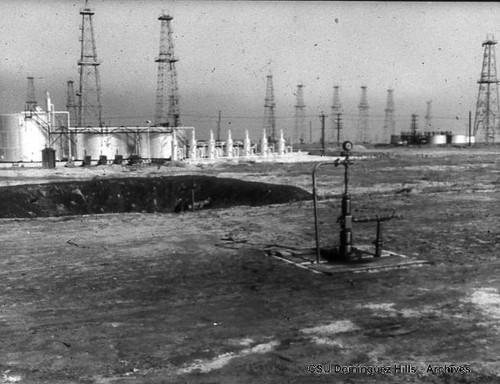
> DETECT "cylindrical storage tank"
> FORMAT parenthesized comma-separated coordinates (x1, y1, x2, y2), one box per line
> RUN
(429, 134, 447, 145)
(73, 133, 86, 160)
(19, 118, 48, 162)
(123, 133, 137, 158)
(451, 135, 467, 144)
(0, 114, 22, 161)
(150, 133, 172, 159)
(137, 132, 151, 159)
(101, 134, 127, 159)
(465, 136, 476, 145)
(83, 134, 103, 160)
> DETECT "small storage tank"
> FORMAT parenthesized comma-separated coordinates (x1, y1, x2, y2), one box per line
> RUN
(451, 135, 467, 144)
(428, 134, 447, 145)
(150, 133, 172, 159)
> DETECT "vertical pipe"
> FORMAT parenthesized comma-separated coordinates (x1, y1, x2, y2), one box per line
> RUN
(217, 110, 222, 142)
(312, 170, 320, 264)
(320, 112, 326, 155)
(468, 110, 472, 146)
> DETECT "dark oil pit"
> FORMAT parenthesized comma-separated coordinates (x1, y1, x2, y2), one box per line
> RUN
(0, 175, 312, 218)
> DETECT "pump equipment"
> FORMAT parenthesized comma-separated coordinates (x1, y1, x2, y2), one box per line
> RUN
(312, 141, 395, 263)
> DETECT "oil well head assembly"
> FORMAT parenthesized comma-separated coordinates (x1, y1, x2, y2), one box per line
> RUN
(312, 141, 396, 264)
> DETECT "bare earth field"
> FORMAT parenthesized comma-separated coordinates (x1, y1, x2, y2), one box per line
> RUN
(0, 146, 499, 383)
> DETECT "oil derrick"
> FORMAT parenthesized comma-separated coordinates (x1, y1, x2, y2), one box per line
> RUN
(410, 114, 418, 136)
(331, 85, 342, 143)
(263, 74, 276, 143)
(25, 76, 37, 112)
(66, 80, 77, 127)
(382, 89, 395, 144)
(356, 86, 369, 143)
(294, 83, 305, 144)
(474, 34, 500, 143)
(155, 11, 181, 128)
(424, 100, 432, 132)
(77, 0, 103, 127)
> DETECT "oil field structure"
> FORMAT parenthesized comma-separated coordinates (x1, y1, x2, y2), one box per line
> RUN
(0, 1, 292, 168)
(1, 3, 500, 168)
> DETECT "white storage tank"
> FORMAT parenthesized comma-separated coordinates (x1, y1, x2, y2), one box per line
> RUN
(150, 133, 172, 159)
(451, 135, 467, 144)
(0, 114, 22, 161)
(138, 132, 151, 159)
(82, 133, 128, 160)
(19, 115, 48, 162)
(73, 133, 86, 160)
(82, 134, 102, 160)
(429, 134, 447, 145)
(103, 133, 128, 159)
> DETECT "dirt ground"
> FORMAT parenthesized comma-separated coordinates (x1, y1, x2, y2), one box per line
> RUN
(0, 145, 499, 383)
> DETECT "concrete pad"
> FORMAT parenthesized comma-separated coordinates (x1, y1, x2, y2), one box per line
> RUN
(267, 246, 431, 274)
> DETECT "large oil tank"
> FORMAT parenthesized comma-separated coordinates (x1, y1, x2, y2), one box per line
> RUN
(73, 134, 86, 160)
(19, 116, 48, 162)
(82, 133, 128, 160)
(102, 133, 128, 159)
(0, 114, 22, 161)
(428, 134, 447, 145)
(150, 133, 172, 159)
(137, 132, 151, 159)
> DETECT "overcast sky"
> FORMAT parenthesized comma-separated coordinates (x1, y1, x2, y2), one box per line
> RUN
(1, 1, 499, 140)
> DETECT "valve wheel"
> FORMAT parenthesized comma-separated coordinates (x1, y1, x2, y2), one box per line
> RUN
(342, 141, 353, 151)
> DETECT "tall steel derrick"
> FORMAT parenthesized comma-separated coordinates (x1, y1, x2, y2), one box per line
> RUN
(356, 86, 369, 143)
(331, 85, 342, 143)
(424, 100, 432, 133)
(25, 76, 38, 111)
(155, 12, 181, 128)
(263, 74, 276, 143)
(382, 89, 395, 143)
(77, 0, 103, 127)
(66, 80, 77, 127)
(474, 34, 500, 143)
(294, 83, 306, 144)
